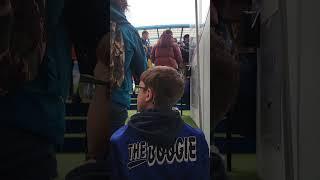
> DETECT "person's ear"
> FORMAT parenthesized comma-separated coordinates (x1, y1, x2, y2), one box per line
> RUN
(145, 88, 154, 103)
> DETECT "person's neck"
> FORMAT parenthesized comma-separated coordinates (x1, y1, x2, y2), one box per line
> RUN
(143, 103, 155, 111)
(145, 105, 172, 112)
(158, 107, 172, 112)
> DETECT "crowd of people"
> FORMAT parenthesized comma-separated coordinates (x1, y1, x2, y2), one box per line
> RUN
(0, 0, 239, 180)
(140, 29, 191, 72)
(139, 29, 192, 106)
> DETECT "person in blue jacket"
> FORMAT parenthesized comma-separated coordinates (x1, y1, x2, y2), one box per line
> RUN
(110, 66, 210, 180)
(0, 0, 72, 179)
(141, 30, 151, 59)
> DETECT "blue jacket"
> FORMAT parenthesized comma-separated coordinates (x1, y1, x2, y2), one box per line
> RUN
(111, 6, 147, 108)
(110, 110, 210, 180)
(0, 0, 72, 145)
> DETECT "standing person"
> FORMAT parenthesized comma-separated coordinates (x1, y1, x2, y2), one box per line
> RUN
(180, 34, 191, 106)
(141, 30, 151, 59)
(141, 30, 153, 69)
(151, 30, 183, 70)
(180, 34, 190, 66)
(0, 0, 72, 179)
(210, 31, 240, 180)
(85, 0, 147, 160)
(65, 1, 147, 179)
(110, 66, 210, 180)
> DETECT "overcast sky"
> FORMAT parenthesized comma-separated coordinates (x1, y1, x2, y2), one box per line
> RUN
(126, 0, 210, 27)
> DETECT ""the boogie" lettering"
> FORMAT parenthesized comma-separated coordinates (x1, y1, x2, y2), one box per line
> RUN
(127, 136, 197, 170)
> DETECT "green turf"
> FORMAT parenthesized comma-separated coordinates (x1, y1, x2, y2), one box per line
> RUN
(55, 154, 85, 180)
(182, 114, 198, 128)
(128, 110, 137, 117)
(228, 154, 259, 180)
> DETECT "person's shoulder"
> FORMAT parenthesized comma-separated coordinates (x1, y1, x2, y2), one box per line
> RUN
(120, 23, 139, 37)
(110, 125, 129, 142)
(119, 23, 141, 47)
(172, 43, 181, 50)
(180, 123, 208, 150)
(173, 43, 180, 47)
(182, 123, 206, 137)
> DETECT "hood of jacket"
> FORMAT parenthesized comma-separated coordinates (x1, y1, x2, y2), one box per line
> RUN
(128, 109, 184, 147)
(110, 4, 128, 24)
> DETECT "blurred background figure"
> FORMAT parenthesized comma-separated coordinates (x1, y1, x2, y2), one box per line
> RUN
(180, 34, 190, 66)
(151, 29, 183, 70)
(141, 30, 153, 69)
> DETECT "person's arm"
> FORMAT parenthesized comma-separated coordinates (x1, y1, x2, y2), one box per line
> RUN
(202, 139, 210, 180)
(110, 140, 125, 180)
(173, 44, 183, 69)
(150, 45, 156, 63)
(86, 61, 110, 160)
(131, 33, 147, 78)
(195, 133, 210, 180)
(147, 43, 152, 59)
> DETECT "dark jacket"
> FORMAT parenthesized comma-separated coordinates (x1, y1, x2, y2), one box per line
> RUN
(64, 3, 147, 108)
(0, 0, 72, 145)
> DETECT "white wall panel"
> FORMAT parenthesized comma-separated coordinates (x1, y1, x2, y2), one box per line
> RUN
(190, 9, 210, 143)
(258, 0, 320, 180)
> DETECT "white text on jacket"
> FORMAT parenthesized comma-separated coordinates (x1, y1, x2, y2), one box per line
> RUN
(127, 136, 197, 169)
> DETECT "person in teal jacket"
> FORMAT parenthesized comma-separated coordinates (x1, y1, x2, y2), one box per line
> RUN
(84, 0, 147, 161)
(110, 3, 147, 111)
(0, 0, 71, 179)
(109, 0, 147, 150)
